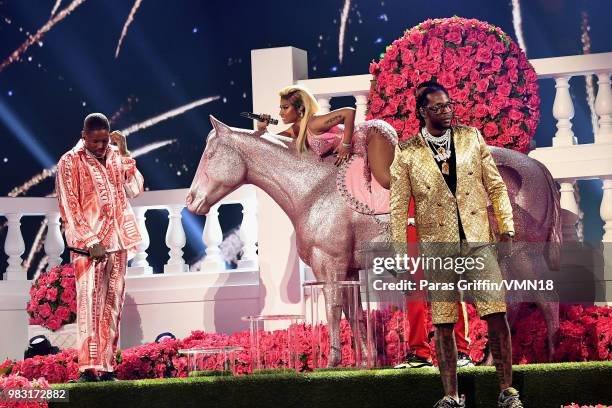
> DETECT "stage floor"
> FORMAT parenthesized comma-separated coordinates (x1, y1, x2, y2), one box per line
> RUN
(50, 362, 612, 408)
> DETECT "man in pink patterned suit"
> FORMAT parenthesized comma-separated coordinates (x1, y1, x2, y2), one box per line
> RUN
(56, 113, 143, 382)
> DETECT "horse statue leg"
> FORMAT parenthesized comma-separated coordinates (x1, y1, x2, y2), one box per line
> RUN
(310, 250, 348, 368)
(340, 268, 373, 367)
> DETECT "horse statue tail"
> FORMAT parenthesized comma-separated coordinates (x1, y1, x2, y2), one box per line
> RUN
(535, 159, 562, 271)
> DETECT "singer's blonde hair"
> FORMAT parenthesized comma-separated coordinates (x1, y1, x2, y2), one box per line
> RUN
(279, 85, 319, 153)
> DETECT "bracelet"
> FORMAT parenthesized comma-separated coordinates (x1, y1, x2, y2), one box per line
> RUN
(341, 142, 352, 148)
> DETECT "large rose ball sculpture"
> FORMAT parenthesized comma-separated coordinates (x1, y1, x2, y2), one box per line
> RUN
(367, 17, 540, 152)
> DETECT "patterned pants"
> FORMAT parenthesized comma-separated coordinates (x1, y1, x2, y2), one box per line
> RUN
(72, 250, 127, 372)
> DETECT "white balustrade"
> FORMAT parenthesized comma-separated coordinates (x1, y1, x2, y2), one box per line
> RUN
(164, 205, 188, 274)
(4, 213, 25, 280)
(595, 72, 612, 144)
(128, 207, 152, 275)
(238, 197, 258, 269)
(44, 211, 64, 270)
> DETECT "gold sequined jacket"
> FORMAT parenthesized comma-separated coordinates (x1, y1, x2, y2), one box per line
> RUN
(390, 126, 514, 246)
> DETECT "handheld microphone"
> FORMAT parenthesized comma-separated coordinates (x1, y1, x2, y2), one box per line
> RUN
(240, 112, 279, 125)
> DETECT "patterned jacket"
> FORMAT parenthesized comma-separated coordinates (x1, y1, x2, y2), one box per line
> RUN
(56, 140, 144, 251)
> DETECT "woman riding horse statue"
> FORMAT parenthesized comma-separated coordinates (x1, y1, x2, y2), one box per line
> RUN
(186, 105, 561, 366)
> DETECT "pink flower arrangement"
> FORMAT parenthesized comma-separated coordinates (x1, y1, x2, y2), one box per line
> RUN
(564, 405, 609, 408)
(0, 374, 49, 408)
(27, 265, 77, 331)
(366, 16, 540, 153)
(4, 303, 612, 384)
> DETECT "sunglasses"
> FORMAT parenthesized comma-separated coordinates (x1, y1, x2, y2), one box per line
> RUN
(425, 102, 455, 114)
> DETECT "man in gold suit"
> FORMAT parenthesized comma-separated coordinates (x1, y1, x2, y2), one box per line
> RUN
(390, 82, 522, 408)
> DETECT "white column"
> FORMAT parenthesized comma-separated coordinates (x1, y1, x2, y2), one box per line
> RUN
(128, 207, 152, 275)
(317, 97, 331, 114)
(552, 76, 577, 146)
(601, 178, 612, 242)
(251, 47, 305, 317)
(164, 205, 188, 274)
(200, 204, 225, 273)
(595, 72, 612, 144)
(4, 213, 25, 280)
(354, 94, 368, 124)
(238, 197, 258, 269)
(44, 212, 64, 270)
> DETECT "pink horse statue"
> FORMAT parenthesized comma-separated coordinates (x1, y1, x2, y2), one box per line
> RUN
(186, 116, 561, 365)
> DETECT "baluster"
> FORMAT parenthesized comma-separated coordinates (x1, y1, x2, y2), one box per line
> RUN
(44, 212, 64, 270)
(595, 72, 612, 144)
(128, 207, 152, 275)
(354, 94, 368, 124)
(601, 178, 612, 242)
(164, 205, 188, 273)
(201, 204, 225, 273)
(4, 213, 25, 280)
(238, 197, 258, 269)
(559, 181, 579, 241)
(552, 76, 577, 146)
(317, 97, 331, 114)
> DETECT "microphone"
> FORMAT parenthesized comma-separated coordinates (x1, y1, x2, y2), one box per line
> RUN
(240, 112, 279, 125)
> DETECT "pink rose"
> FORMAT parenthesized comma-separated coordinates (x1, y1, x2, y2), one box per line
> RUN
(483, 122, 499, 137)
(497, 82, 512, 97)
(46, 316, 62, 331)
(45, 287, 58, 302)
(492, 41, 506, 54)
(418, 71, 432, 83)
(445, 29, 463, 45)
(408, 30, 424, 45)
(385, 46, 399, 60)
(505, 57, 518, 70)
(508, 109, 524, 121)
(475, 78, 489, 93)
(474, 104, 488, 118)
(369, 61, 379, 75)
(60, 288, 76, 304)
(475, 47, 492, 63)
(56, 306, 71, 322)
(438, 71, 456, 89)
(527, 95, 541, 110)
(38, 302, 52, 318)
(428, 36, 444, 54)
(490, 56, 503, 72)
(401, 50, 415, 66)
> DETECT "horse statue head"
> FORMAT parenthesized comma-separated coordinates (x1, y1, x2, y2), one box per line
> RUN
(186, 115, 292, 215)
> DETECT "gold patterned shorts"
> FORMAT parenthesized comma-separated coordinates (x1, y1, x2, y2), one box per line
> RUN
(423, 242, 506, 325)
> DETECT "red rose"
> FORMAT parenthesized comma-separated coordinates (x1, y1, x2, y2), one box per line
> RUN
(483, 122, 499, 137)
(426, 60, 440, 74)
(492, 41, 506, 54)
(418, 71, 432, 83)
